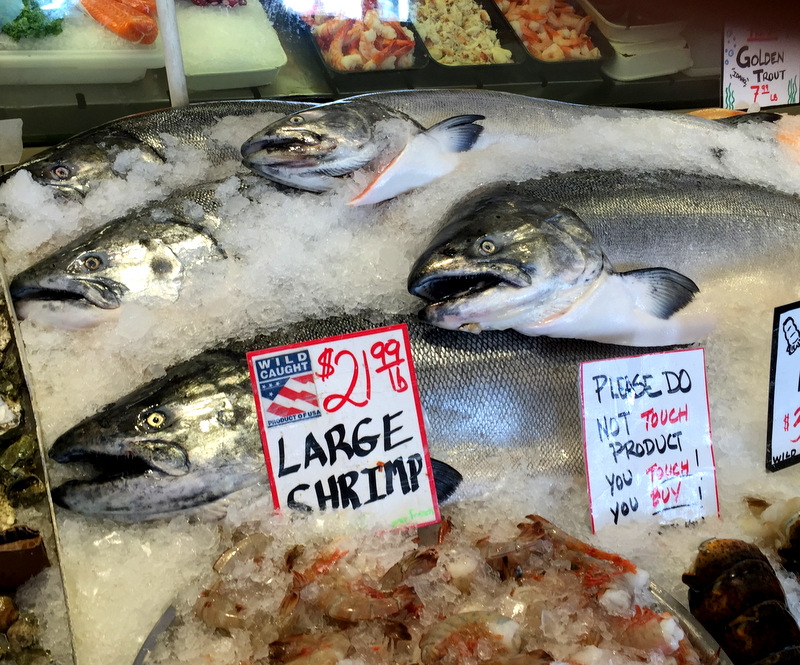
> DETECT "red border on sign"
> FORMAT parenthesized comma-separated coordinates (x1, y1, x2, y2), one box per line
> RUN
(579, 347, 718, 534)
(246, 323, 440, 529)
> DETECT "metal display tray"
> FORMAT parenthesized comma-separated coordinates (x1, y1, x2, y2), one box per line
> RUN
(278, 0, 610, 95)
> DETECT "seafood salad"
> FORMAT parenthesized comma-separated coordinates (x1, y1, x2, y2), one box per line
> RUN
(5, 91, 800, 665)
(412, 0, 513, 65)
(496, 0, 600, 61)
(150, 511, 709, 665)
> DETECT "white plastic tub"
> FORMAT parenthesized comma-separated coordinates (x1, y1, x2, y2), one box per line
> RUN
(601, 36, 693, 81)
(176, 1, 287, 91)
(578, 0, 686, 44)
(0, 0, 286, 89)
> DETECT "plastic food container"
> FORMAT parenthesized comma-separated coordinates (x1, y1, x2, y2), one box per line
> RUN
(0, 8, 164, 85)
(577, 0, 686, 44)
(411, 0, 520, 67)
(176, 2, 287, 91)
(299, 14, 429, 93)
(601, 36, 693, 81)
(295, 0, 607, 94)
(0, 1, 286, 90)
(488, 0, 610, 83)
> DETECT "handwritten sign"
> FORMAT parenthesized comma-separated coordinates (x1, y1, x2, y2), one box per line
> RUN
(723, 26, 800, 109)
(580, 349, 718, 533)
(247, 324, 439, 530)
(766, 300, 800, 471)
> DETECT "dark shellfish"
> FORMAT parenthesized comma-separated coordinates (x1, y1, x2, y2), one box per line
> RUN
(746, 497, 800, 574)
(0, 526, 49, 591)
(683, 538, 800, 665)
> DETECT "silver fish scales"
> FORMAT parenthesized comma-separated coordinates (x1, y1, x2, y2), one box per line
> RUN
(1, 90, 789, 200)
(47, 313, 628, 521)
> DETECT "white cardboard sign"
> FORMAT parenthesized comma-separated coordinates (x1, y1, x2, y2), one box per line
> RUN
(580, 349, 718, 533)
(247, 323, 439, 530)
(723, 25, 800, 109)
(766, 300, 800, 471)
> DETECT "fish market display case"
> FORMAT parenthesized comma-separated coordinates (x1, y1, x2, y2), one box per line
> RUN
(3, 3, 800, 665)
(0, 0, 729, 147)
(2, 82, 800, 665)
(277, 0, 613, 95)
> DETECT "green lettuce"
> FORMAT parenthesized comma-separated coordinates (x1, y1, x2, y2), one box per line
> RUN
(2, 0, 64, 41)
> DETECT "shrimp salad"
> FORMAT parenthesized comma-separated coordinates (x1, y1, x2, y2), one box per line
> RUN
(149, 513, 708, 665)
(412, 0, 513, 66)
(306, 10, 416, 71)
(495, 0, 600, 61)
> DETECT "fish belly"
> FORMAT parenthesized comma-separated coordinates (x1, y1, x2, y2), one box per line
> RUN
(350, 132, 460, 206)
(520, 273, 714, 347)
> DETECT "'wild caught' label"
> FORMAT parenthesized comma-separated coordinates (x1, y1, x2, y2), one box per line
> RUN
(247, 324, 439, 530)
(253, 350, 322, 428)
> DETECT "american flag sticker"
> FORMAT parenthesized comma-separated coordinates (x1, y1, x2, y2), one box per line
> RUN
(251, 349, 322, 428)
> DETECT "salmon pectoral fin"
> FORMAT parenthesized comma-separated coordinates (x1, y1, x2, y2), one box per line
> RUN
(80, 0, 159, 44)
(619, 267, 699, 319)
(424, 114, 486, 153)
(349, 115, 485, 206)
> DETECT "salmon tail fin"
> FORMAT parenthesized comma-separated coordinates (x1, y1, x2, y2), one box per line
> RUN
(430, 458, 462, 504)
(715, 112, 783, 126)
(619, 268, 699, 319)
(425, 114, 485, 152)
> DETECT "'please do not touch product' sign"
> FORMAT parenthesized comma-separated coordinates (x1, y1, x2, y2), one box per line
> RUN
(580, 348, 719, 533)
(247, 324, 439, 530)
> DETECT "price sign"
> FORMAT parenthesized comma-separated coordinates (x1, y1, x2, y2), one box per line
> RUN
(580, 349, 719, 533)
(766, 300, 800, 471)
(723, 26, 800, 109)
(247, 324, 439, 530)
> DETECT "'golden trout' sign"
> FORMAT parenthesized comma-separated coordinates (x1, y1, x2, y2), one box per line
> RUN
(723, 26, 800, 109)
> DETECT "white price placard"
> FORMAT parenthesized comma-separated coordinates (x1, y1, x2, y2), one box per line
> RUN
(580, 349, 718, 533)
(767, 300, 800, 471)
(247, 324, 439, 530)
(723, 25, 800, 109)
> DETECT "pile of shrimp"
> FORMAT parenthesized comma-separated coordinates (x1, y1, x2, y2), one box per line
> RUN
(164, 513, 709, 665)
(412, 0, 513, 66)
(494, 0, 600, 61)
(304, 9, 416, 71)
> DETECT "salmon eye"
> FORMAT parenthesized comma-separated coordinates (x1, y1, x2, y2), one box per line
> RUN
(49, 165, 72, 181)
(82, 255, 104, 271)
(289, 115, 304, 125)
(479, 239, 496, 255)
(146, 411, 166, 429)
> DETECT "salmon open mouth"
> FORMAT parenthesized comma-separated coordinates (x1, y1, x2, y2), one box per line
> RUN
(12, 286, 88, 303)
(51, 449, 157, 483)
(408, 274, 511, 304)
(241, 133, 323, 159)
(10, 280, 124, 310)
(48, 444, 168, 511)
(240, 135, 296, 158)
